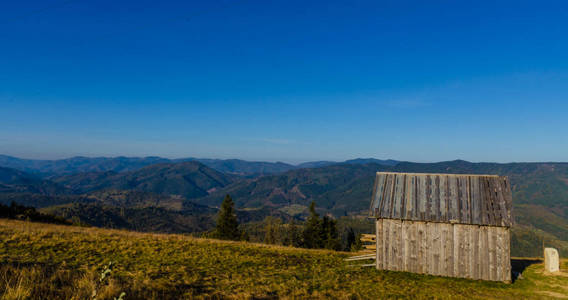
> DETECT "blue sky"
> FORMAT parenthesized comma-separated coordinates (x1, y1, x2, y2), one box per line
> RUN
(1, 0, 568, 163)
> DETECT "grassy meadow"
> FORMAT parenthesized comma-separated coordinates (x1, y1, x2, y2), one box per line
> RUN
(0, 219, 567, 299)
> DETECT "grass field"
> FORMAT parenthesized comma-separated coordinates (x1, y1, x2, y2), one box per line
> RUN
(0, 219, 567, 299)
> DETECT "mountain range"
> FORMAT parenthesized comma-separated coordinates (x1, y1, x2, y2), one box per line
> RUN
(52, 161, 235, 199)
(0, 154, 399, 176)
(0, 155, 567, 257)
(0, 167, 69, 195)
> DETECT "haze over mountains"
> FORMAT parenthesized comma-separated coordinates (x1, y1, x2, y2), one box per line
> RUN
(0, 154, 398, 176)
(0, 154, 567, 256)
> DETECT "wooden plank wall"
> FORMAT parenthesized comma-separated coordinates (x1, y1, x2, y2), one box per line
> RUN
(369, 172, 513, 228)
(376, 219, 511, 282)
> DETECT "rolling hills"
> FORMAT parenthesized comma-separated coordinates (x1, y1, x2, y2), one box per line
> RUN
(0, 155, 170, 176)
(0, 154, 400, 176)
(52, 161, 236, 199)
(0, 156, 567, 258)
(0, 155, 298, 176)
(194, 163, 386, 215)
(0, 167, 69, 195)
(185, 158, 297, 175)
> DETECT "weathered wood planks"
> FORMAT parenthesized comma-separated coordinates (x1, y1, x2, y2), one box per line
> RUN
(376, 219, 382, 269)
(375, 219, 511, 282)
(369, 172, 513, 227)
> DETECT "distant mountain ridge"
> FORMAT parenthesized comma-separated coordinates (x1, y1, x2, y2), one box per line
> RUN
(179, 158, 297, 175)
(52, 161, 236, 200)
(0, 154, 400, 176)
(0, 167, 69, 195)
(344, 158, 400, 166)
(0, 155, 170, 175)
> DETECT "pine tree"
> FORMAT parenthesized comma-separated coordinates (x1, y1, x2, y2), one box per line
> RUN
(351, 233, 363, 252)
(302, 201, 323, 248)
(263, 216, 279, 244)
(215, 194, 241, 240)
(287, 219, 302, 247)
(322, 216, 340, 250)
(345, 227, 356, 251)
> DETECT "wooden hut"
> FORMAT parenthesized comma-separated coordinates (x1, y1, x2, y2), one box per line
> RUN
(369, 172, 513, 282)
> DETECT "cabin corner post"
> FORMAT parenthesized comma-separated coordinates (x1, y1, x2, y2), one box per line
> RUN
(376, 218, 381, 270)
(504, 228, 512, 283)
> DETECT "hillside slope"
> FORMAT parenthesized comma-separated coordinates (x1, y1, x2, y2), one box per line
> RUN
(0, 167, 68, 195)
(42, 203, 216, 233)
(194, 163, 387, 215)
(0, 219, 566, 299)
(53, 161, 235, 199)
(180, 158, 296, 175)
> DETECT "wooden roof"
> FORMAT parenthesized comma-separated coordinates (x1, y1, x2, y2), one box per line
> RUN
(369, 172, 512, 227)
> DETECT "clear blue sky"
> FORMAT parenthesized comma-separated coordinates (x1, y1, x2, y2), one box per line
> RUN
(1, 0, 568, 163)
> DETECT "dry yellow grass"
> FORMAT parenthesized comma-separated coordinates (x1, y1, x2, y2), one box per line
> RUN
(0, 219, 567, 299)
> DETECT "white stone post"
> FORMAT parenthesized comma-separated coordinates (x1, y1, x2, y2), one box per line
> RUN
(544, 248, 560, 273)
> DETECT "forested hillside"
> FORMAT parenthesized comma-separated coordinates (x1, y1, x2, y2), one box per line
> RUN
(194, 163, 385, 215)
(0, 157, 567, 257)
(0, 167, 69, 195)
(52, 161, 235, 199)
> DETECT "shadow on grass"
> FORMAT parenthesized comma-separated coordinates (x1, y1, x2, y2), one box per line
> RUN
(511, 258, 542, 283)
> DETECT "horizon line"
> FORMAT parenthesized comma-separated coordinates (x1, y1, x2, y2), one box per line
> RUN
(1, 154, 567, 166)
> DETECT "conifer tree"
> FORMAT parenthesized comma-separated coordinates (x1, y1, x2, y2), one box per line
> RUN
(286, 219, 302, 247)
(263, 216, 279, 244)
(215, 194, 241, 240)
(322, 216, 340, 250)
(351, 233, 363, 252)
(345, 227, 356, 251)
(302, 201, 323, 248)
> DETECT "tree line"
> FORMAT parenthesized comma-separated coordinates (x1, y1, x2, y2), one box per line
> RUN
(211, 194, 363, 251)
(0, 202, 71, 225)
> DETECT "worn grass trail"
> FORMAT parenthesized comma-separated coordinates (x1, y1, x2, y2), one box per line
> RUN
(0, 219, 567, 299)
